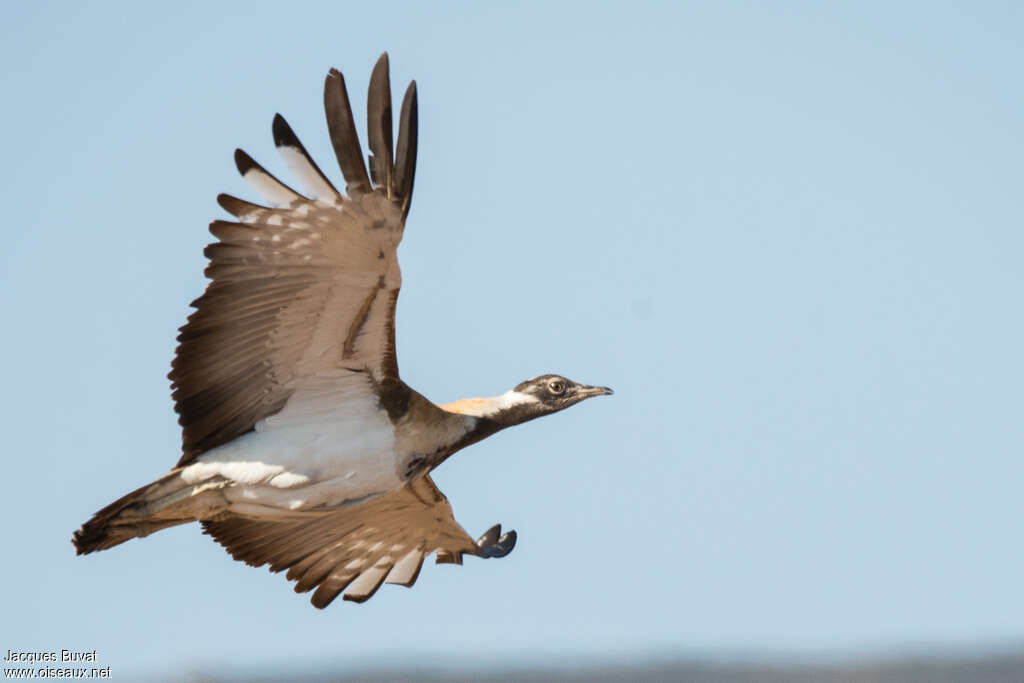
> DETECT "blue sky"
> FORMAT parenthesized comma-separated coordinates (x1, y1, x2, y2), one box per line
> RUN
(2, 0, 1022, 678)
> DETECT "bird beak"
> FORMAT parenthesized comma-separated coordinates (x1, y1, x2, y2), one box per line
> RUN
(579, 385, 614, 398)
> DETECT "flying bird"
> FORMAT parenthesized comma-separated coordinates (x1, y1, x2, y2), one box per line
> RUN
(72, 54, 612, 608)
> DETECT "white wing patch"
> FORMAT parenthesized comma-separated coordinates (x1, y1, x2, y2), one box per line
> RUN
(277, 146, 338, 200)
(181, 371, 402, 513)
(241, 166, 302, 205)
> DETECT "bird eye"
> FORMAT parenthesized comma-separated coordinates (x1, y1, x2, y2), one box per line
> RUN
(548, 380, 565, 395)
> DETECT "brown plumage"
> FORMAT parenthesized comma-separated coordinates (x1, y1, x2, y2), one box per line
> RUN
(202, 475, 510, 608)
(72, 54, 610, 608)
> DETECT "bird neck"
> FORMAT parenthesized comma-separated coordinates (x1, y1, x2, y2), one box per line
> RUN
(426, 390, 547, 471)
(438, 390, 543, 427)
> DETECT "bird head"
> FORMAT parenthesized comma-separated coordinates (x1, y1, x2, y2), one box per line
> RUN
(488, 374, 613, 427)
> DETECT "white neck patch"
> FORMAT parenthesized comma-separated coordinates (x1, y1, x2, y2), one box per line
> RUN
(469, 390, 539, 418)
(495, 390, 539, 409)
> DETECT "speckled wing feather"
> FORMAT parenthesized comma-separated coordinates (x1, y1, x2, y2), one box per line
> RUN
(169, 53, 418, 466)
(201, 474, 515, 608)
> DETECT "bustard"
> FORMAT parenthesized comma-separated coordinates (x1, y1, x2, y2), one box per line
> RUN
(72, 54, 612, 608)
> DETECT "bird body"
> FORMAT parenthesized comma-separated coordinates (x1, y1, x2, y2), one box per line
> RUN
(73, 54, 611, 608)
(179, 375, 468, 512)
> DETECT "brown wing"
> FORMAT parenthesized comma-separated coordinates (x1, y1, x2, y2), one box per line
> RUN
(169, 53, 419, 466)
(202, 475, 517, 608)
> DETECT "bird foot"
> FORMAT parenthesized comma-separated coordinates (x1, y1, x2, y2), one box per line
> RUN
(475, 524, 517, 558)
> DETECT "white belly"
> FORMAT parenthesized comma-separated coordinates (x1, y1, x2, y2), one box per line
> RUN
(180, 373, 404, 515)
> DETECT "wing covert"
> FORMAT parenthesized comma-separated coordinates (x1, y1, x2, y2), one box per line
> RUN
(169, 54, 418, 466)
(202, 475, 516, 608)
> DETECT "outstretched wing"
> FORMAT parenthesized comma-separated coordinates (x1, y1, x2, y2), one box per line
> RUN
(202, 475, 517, 608)
(169, 54, 419, 466)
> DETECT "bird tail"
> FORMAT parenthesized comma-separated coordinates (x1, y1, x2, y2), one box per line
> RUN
(72, 469, 227, 555)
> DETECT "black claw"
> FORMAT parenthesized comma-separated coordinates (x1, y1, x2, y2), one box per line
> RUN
(476, 526, 516, 558)
(493, 530, 517, 558)
(476, 524, 501, 549)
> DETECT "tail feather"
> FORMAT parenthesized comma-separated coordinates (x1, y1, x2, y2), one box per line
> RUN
(72, 469, 226, 555)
